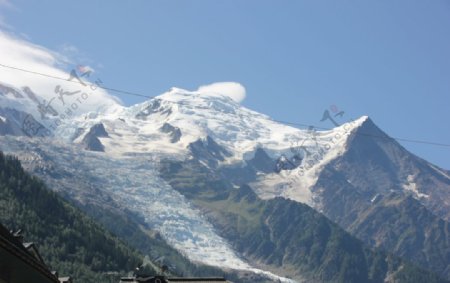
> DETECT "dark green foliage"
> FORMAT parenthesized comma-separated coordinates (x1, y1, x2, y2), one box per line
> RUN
(317, 165, 450, 280)
(159, 159, 449, 283)
(0, 152, 247, 282)
(0, 152, 154, 282)
(349, 194, 450, 279)
(1, 149, 446, 283)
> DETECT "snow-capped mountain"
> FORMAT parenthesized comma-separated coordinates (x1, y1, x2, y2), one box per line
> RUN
(55, 87, 369, 207)
(0, 80, 122, 137)
(52, 86, 450, 220)
(1, 83, 449, 281)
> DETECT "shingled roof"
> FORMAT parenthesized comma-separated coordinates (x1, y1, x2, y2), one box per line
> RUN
(0, 223, 59, 283)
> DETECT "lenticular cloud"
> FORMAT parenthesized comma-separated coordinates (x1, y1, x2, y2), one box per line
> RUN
(197, 82, 246, 103)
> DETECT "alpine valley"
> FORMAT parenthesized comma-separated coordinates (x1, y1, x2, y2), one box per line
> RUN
(0, 82, 449, 283)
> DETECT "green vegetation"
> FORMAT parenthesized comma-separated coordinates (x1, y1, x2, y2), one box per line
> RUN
(349, 194, 450, 280)
(1, 148, 447, 283)
(0, 152, 155, 282)
(159, 159, 449, 283)
(0, 152, 249, 282)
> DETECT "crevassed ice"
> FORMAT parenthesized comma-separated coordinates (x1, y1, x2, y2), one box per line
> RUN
(0, 138, 295, 282)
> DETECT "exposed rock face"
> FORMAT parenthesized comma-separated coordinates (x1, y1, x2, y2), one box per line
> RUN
(310, 118, 450, 279)
(81, 123, 109, 152)
(274, 154, 302, 173)
(136, 99, 172, 120)
(188, 136, 231, 167)
(81, 135, 104, 152)
(0, 107, 49, 137)
(89, 123, 109, 138)
(0, 84, 24, 98)
(248, 148, 278, 173)
(158, 157, 449, 283)
(160, 123, 181, 143)
(221, 148, 278, 185)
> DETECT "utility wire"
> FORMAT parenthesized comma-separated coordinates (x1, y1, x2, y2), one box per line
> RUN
(0, 63, 153, 99)
(272, 119, 450, 147)
(1, 62, 449, 148)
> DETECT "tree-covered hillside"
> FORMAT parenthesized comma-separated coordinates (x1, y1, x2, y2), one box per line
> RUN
(0, 152, 155, 282)
(159, 158, 449, 283)
(0, 151, 268, 283)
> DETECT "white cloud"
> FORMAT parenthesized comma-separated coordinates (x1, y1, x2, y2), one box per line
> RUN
(57, 43, 96, 68)
(0, 30, 122, 118)
(197, 82, 246, 103)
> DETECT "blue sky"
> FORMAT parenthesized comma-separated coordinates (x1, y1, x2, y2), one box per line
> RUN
(1, 0, 450, 169)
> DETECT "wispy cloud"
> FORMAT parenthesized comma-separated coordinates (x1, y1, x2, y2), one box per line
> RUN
(0, 30, 122, 116)
(57, 43, 99, 73)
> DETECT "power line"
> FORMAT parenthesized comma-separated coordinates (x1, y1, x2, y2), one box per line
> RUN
(272, 119, 450, 147)
(1, 62, 449, 148)
(0, 63, 153, 99)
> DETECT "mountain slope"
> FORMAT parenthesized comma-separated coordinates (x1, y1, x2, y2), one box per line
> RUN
(158, 157, 448, 283)
(330, 118, 450, 220)
(349, 194, 450, 277)
(0, 150, 270, 282)
(0, 151, 153, 282)
(0, 136, 291, 282)
(310, 118, 450, 278)
(1, 85, 449, 281)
